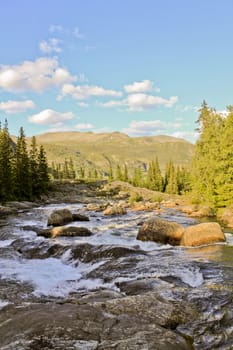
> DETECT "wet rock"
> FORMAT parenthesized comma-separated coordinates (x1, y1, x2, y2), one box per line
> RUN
(47, 208, 73, 226)
(0, 294, 194, 350)
(103, 204, 127, 216)
(137, 217, 184, 245)
(72, 213, 89, 221)
(86, 203, 109, 212)
(180, 222, 226, 247)
(0, 205, 16, 217)
(38, 226, 93, 238)
(130, 201, 161, 211)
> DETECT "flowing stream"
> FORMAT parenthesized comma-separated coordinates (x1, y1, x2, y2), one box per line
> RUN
(1, 202, 233, 349)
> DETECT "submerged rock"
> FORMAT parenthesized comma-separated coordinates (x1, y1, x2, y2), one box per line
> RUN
(180, 222, 225, 247)
(137, 217, 184, 245)
(47, 208, 73, 226)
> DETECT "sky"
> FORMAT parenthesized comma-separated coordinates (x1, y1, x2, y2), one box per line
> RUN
(0, 0, 233, 143)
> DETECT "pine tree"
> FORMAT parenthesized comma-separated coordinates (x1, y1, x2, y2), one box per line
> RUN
(164, 160, 179, 194)
(29, 136, 40, 197)
(146, 158, 163, 191)
(116, 164, 123, 181)
(0, 119, 14, 201)
(14, 127, 32, 200)
(37, 145, 50, 193)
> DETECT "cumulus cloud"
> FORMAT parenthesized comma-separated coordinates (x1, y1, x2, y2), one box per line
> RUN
(170, 131, 199, 143)
(100, 94, 178, 111)
(28, 109, 74, 125)
(39, 38, 62, 53)
(78, 102, 89, 107)
(122, 120, 181, 137)
(75, 123, 94, 130)
(0, 57, 75, 93)
(60, 83, 122, 100)
(0, 100, 35, 114)
(124, 80, 154, 93)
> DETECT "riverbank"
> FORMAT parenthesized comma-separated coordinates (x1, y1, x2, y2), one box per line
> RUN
(0, 180, 233, 349)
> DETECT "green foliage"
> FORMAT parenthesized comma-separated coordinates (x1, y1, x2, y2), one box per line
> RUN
(129, 192, 143, 204)
(191, 101, 233, 208)
(0, 122, 50, 202)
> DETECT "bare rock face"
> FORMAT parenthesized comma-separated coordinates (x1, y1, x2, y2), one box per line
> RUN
(137, 217, 184, 245)
(39, 226, 92, 238)
(47, 209, 73, 226)
(180, 222, 225, 247)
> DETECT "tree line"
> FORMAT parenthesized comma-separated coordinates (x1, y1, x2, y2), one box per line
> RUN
(0, 120, 50, 202)
(50, 157, 190, 195)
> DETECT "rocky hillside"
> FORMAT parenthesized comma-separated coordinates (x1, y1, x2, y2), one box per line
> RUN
(33, 131, 194, 172)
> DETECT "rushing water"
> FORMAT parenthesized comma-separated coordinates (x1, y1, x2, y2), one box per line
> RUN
(1, 203, 233, 348)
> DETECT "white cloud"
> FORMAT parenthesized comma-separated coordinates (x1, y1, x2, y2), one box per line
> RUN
(0, 100, 35, 114)
(124, 80, 154, 93)
(75, 123, 94, 130)
(39, 38, 62, 53)
(78, 102, 89, 107)
(49, 25, 64, 33)
(170, 131, 198, 143)
(126, 94, 178, 111)
(0, 57, 76, 93)
(100, 94, 178, 111)
(122, 120, 181, 137)
(73, 27, 84, 39)
(28, 109, 74, 125)
(60, 83, 122, 100)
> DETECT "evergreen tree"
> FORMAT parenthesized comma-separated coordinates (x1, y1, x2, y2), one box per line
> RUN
(37, 145, 50, 193)
(0, 119, 14, 201)
(116, 164, 123, 181)
(29, 136, 40, 197)
(191, 101, 223, 205)
(14, 127, 32, 200)
(146, 158, 163, 191)
(164, 160, 179, 194)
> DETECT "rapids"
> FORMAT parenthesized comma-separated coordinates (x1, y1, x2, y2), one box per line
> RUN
(0, 202, 233, 349)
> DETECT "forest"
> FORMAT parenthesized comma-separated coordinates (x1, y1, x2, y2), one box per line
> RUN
(0, 101, 233, 209)
(0, 120, 50, 202)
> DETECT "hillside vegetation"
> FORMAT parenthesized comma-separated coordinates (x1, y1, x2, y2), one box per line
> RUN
(33, 131, 194, 172)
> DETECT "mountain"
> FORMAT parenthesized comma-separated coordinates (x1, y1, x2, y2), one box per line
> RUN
(33, 131, 194, 173)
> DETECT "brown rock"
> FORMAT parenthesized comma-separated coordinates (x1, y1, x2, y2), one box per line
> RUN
(137, 217, 184, 245)
(72, 213, 89, 221)
(103, 205, 127, 216)
(180, 222, 225, 247)
(38, 226, 92, 238)
(47, 209, 73, 226)
(218, 206, 233, 228)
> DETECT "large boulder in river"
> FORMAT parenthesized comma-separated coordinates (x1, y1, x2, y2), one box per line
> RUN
(180, 222, 225, 247)
(137, 217, 184, 245)
(47, 209, 73, 226)
(39, 226, 92, 238)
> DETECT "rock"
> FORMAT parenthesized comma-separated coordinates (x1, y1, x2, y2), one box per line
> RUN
(137, 217, 184, 245)
(189, 205, 215, 218)
(72, 213, 89, 221)
(130, 201, 160, 211)
(103, 205, 127, 216)
(218, 206, 233, 228)
(47, 208, 73, 226)
(180, 222, 225, 247)
(0, 206, 15, 216)
(38, 226, 93, 238)
(86, 203, 108, 211)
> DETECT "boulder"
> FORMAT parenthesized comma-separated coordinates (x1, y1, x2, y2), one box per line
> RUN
(103, 205, 127, 216)
(137, 217, 184, 245)
(38, 226, 92, 238)
(218, 207, 233, 228)
(180, 222, 225, 247)
(47, 209, 73, 226)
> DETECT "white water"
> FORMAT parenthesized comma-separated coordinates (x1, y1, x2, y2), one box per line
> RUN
(1, 203, 231, 298)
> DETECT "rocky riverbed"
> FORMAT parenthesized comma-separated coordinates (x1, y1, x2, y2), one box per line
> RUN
(0, 182, 233, 349)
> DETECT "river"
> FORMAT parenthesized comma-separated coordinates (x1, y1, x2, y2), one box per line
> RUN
(0, 202, 233, 349)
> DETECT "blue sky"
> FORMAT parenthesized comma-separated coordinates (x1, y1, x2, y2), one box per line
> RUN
(0, 0, 233, 142)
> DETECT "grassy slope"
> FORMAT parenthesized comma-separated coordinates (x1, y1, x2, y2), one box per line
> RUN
(31, 131, 194, 172)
